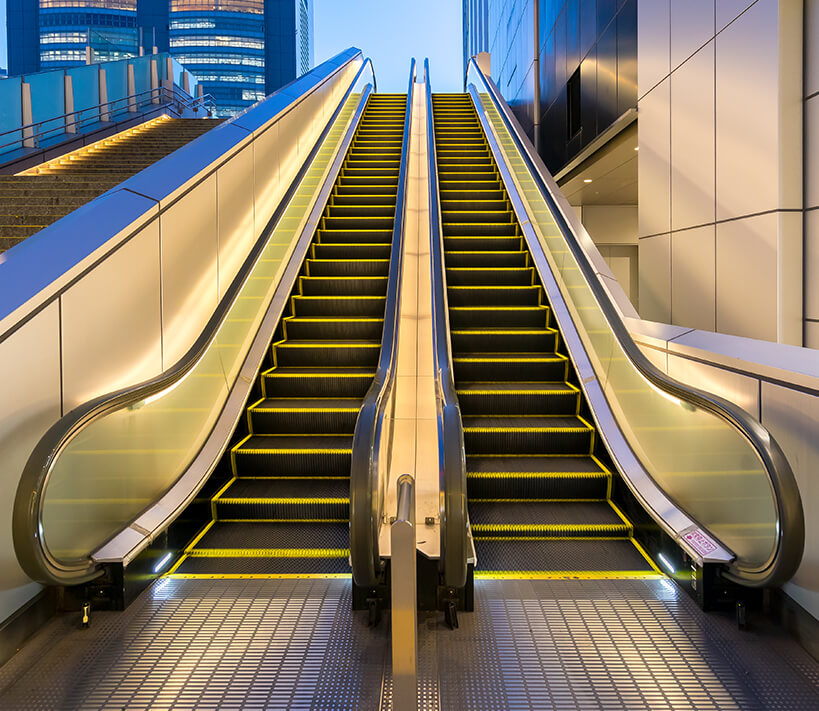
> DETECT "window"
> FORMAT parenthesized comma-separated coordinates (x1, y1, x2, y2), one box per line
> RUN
(567, 68, 581, 138)
(298, 0, 310, 75)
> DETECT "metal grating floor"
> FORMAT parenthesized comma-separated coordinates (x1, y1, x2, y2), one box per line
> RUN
(1, 578, 818, 709)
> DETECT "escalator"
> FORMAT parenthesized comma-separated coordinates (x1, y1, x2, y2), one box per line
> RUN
(0, 117, 220, 251)
(431, 93, 658, 579)
(168, 94, 407, 577)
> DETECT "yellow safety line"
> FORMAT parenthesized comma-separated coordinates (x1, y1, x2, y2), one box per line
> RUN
(166, 573, 352, 580)
(187, 548, 349, 558)
(471, 523, 629, 534)
(630, 537, 664, 574)
(475, 571, 666, 580)
(467, 471, 610, 479)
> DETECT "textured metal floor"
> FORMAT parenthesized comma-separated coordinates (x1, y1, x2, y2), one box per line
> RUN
(1, 578, 818, 709)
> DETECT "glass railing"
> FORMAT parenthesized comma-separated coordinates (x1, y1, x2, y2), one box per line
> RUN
(17, 59, 375, 582)
(465, 60, 804, 586)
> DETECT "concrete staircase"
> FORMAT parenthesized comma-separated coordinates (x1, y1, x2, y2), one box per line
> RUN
(0, 116, 221, 252)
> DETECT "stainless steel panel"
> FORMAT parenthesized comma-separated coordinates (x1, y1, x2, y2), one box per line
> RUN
(808, 0, 819, 96)
(217, 143, 255, 300)
(670, 42, 715, 231)
(806, 96, 819, 211)
(671, 225, 715, 331)
(716, 0, 780, 221)
(617, 0, 638, 114)
(159, 173, 218, 367)
(805, 209, 819, 321)
(596, 22, 618, 130)
(0, 303, 60, 623)
(61, 222, 162, 408)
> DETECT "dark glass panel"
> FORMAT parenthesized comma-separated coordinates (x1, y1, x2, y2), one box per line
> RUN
(617, 0, 637, 114)
(596, 21, 618, 131)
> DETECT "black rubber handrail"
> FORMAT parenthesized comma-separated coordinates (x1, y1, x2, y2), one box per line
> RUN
(466, 58, 804, 587)
(349, 59, 417, 588)
(423, 59, 469, 589)
(12, 54, 374, 586)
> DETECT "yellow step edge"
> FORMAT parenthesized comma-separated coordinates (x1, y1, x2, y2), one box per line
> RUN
(474, 571, 665, 580)
(186, 548, 350, 558)
(471, 523, 630, 534)
(166, 573, 351, 580)
(467, 471, 610, 479)
(217, 496, 349, 504)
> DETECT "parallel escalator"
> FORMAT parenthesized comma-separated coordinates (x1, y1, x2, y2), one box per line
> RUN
(431, 93, 658, 579)
(168, 94, 407, 577)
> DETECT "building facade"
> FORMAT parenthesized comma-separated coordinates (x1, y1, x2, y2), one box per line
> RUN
(464, 0, 817, 350)
(5, 0, 312, 117)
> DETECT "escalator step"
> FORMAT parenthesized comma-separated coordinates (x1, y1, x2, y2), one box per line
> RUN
(283, 317, 384, 340)
(191, 521, 349, 551)
(171, 556, 349, 575)
(248, 397, 361, 433)
(453, 354, 568, 381)
(232, 434, 352, 476)
(449, 305, 549, 328)
(215, 477, 349, 520)
(457, 381, 580, 415)
(462, 416, 594, 454)
(262, 367, 375, 397)
(274, 339, 380, 367)
(472, 539, 658, 575)
(469, 501, 629, 537)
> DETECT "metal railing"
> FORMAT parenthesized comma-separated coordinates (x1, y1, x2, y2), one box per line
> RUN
(12, 54, 371, 586)
(0, 85, 215, 156)
(349, 59, 417, 588)
(423, 59, 469, 591)
(464, 57, 804, 587)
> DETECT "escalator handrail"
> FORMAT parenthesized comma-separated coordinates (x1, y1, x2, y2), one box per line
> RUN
(350, 59, 417, 587)
(423, 60, 469, 589)
(12, 56, 375, 586)
(466, 58, 804, 587)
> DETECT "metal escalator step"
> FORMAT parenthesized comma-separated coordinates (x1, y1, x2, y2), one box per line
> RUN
(290, 295, 386, 317)
(215, 477, 349, 520)
(317, 228, 393, 243)
(469, 501, 629, 537)
(283, 317, 384, 340)
(231, 434, 352, 477)
(311, 243, 391, 260)
(274, 340, 380, 367)
(298, 276, 388, 296)
(262, 366, 375, 398)
(449, 305, 549, 328)
(443, 235, 522, 251)
(189, 521, 349, 553)
(442, 222, 519, 237)
(462, 416, 594, 454)
(457, 381, 580, 415)
(451, 328, 558, 353)
(472, 539, 658, 576)
(447, 284, 541, 306)
(248, 397, 362, 433)
(306, 258, 390, 277)
(445, 266, 534, 286)
(170, 555, 349, 575)
(467, 464, 611, 499)
(453, 354, 568, 381)
(326, 205, 396, 218)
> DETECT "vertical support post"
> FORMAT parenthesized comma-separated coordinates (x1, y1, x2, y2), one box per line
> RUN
(127, 64, 137, 112)
(21, 82, 34, 148)
(64, 75, 76, 133)
(150, 58, 159, 104)
(182, 71, 190, 95)
(139, 27, 144, 57)
(166, 56, 174, 86)
(99, 68, 109, 122)
(391, 474, 417, 711)
(86, 28, 93, 66)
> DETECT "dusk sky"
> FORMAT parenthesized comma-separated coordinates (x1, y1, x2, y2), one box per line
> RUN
(314, 0, 463, 93)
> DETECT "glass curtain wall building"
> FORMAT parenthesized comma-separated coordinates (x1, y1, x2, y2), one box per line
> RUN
(462, 0, 637, 174)
(5, 0, 313, 117)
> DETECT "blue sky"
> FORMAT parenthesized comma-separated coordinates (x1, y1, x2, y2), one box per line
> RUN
(314, 0, 463, 93)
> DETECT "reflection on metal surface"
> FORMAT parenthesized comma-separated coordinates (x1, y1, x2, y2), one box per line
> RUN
(4, 578, 817, 709)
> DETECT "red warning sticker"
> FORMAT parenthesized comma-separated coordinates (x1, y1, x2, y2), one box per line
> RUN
(684, 529, 718, 557)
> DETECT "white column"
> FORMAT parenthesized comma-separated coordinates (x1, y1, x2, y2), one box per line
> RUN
(64, 75, 76, 134)
(21, 82, 34, 148)
(99, 68, 109, 122)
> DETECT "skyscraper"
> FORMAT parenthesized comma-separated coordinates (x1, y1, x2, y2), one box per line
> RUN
(4, 0, 313, 117)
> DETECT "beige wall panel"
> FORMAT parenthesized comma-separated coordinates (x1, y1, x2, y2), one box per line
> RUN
(807, 0, 819, 96)
(670, 0, 715, 71)
(160, 174, 219, 367)
(638, 233, 671, 322)
(637, 80, 671, 237)
(277, 108, 303, 195)
(217, 144, 255, 301)
(671, 225, 715, 331)
(667, 353, 759, 419)
(62, 223, 162, 408)
(717, 0, 758, 31)
(761, 382, 819, 621)
(252, 122, 281, 242)
(715, 213, 777, 342)
(0, 303, 61, 623)
(638, 0, 670, 97)
(671, 43, 715, 231)
(806, 97, 819, 210)
(715, 0, 781, 220)
(806, 321, 819, 349)
(582, 205, 638, 245)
